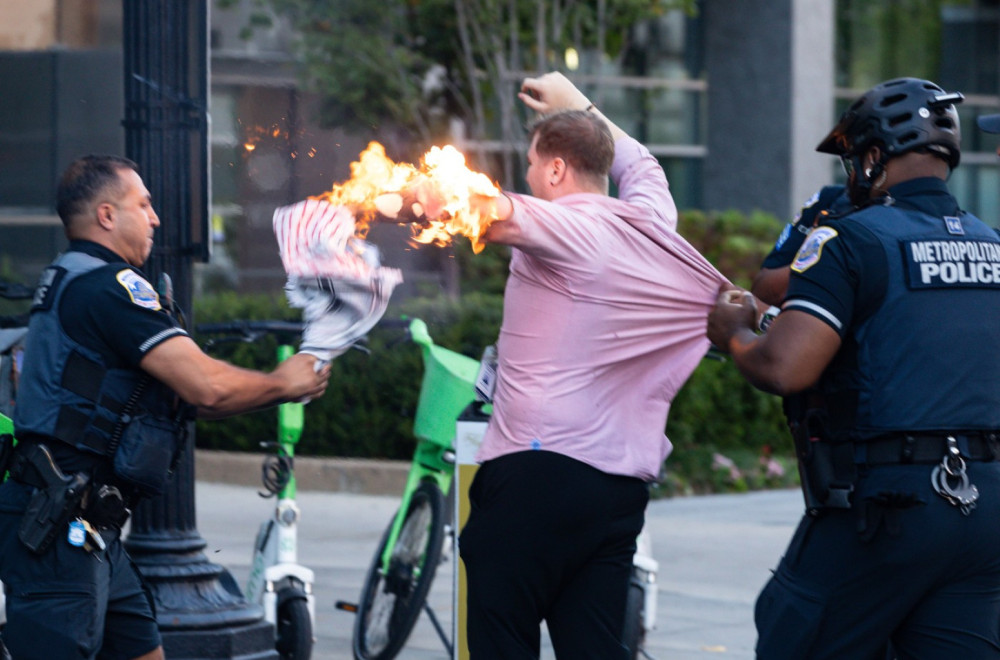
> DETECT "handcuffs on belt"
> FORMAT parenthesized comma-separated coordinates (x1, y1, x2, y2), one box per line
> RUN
(931, 436, 979, 515)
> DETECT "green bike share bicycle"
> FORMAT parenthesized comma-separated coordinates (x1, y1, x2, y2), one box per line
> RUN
(338, 317, 481, 660)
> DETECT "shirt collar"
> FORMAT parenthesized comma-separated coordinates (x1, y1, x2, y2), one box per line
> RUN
(68, 239, 129, 266)
(883, 177, 960, 216)
(886, 177, 950, 199)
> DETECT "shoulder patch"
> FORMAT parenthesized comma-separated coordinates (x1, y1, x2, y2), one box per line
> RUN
(791, 226, 838, 273)
(773, 222, 793, 250)
(115, 269, 161, 310)
(801, 189, 822, 210)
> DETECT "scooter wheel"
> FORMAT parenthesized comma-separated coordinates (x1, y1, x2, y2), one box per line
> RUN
(276, 592, 313, 660)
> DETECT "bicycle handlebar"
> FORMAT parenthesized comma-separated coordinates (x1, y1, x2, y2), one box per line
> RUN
(377, 318, 412, 330)
(195, 320, 304, 343)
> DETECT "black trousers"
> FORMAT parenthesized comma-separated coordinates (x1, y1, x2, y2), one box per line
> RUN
(756, 461, 1000, 659)
(459, 450, 648, 659)
(0, 480, 159, 660)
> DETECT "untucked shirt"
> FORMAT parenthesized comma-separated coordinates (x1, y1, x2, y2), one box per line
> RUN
(477, 137, 729, 481)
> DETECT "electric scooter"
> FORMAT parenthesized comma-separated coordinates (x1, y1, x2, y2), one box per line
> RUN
(198, 321, 316, 660)
(243, 339, 315, 660)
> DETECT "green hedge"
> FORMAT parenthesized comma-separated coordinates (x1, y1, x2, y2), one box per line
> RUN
(193, 208, 800, 495)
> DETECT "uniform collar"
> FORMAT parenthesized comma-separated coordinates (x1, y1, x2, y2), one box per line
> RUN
(881, 177, 959, 216)
(886, 177, 950, 199)
(68, 239, 129, 266)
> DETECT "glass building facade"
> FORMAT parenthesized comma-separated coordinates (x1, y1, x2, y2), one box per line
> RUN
(0, 0, 997, 292)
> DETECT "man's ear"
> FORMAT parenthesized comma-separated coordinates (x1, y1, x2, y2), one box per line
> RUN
(96, 202, 115, 230)
(550, 157, 567, 186)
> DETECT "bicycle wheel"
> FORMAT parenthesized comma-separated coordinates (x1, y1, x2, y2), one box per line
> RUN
(353, 481, 446, 660)
(275, 588, 313, 660)
(622, 579, 645, 660)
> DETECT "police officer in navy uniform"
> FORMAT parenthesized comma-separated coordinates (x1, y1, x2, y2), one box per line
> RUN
(752, 184, 851, 307)
(978, 114, 1000, 239)
(709, 78, 1000, 659)
(0, 155, 331, 660)
(979, 113, 1000, 154)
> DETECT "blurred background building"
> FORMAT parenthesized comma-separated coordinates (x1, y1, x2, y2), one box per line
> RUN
(0, 0, 997, 298)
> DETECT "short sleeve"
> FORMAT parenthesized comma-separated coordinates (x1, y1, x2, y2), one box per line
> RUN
(783, 220, 886, 336)
(61, 266, 188, 369)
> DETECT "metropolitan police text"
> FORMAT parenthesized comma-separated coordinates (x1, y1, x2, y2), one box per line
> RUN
(909, 239, 1000, 286)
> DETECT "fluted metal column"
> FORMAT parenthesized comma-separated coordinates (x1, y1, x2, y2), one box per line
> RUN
(121, 1, 277, 657)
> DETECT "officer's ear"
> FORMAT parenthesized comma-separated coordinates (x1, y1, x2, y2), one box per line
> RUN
(96, 202, 115, 230)
(864, 146, 884, 180)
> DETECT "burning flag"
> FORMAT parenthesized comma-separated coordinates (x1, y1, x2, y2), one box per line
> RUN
(316, 141, 502, 254)
(271, 141, 498, 359)
(273, 199, 403, 361)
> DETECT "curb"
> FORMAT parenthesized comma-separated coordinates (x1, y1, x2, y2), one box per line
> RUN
(195, 449, 410, 496)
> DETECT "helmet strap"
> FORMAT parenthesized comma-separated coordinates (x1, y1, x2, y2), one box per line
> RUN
(848, 151, 888, 205)
(846, 153, 871, 205)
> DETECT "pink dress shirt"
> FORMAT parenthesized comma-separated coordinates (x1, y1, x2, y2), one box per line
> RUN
(477, 137, 729, 481)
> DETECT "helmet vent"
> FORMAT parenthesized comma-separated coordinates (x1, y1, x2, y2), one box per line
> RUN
(887, 112, 912, 127)
(880, 93, 907, 108)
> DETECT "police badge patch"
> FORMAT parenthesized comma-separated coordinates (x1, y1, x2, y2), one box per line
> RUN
(791, 227, 838, 273)
(116, 269, 162, 310)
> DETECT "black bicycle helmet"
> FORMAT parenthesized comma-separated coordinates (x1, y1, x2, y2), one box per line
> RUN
(817, 77, 964, 168)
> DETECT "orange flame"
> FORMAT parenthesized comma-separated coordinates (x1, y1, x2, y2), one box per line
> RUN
(313, 141, 501, 253)
(241, 122, 295, 155)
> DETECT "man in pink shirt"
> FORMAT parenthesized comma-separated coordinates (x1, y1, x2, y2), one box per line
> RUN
(456, 72, 728, 659)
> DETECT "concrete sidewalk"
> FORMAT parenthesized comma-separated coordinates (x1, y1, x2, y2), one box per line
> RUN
(193, 471, 804, 660)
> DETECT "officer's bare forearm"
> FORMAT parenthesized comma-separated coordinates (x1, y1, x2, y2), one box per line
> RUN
(725, 330, 796, 395)
(726, 311, 842, 396)
(189, 367, 294, 419)
(140, 337, 327, 417)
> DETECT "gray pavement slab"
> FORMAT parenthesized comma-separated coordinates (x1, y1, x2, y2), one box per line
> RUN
(192, 482, 804, 660)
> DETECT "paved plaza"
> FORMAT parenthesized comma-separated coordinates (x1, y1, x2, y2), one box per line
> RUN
(194, 480, 804, 659)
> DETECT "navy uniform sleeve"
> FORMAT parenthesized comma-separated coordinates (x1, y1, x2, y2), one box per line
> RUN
(783, 218, 886, 337)
(61, 266, 188, 369)
(761, 185, 847, 269)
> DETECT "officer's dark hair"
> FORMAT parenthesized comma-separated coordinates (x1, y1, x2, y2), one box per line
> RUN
(55, 154, 140, 229)
(527, 110, 614, 187)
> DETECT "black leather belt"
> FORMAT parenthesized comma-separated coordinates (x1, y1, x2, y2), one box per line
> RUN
(858, 432, 1000, 466)
(9, 447, 129, 529)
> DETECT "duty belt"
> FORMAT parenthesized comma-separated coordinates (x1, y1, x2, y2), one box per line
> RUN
(9, 445, 130, 529)
(857, 432, 1000, 466)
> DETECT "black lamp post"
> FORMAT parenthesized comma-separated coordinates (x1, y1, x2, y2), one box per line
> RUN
(121, 1, 277, 657)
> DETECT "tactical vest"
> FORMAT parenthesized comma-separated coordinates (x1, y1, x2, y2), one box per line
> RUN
(820, 204, 1000, 440)
(14, 251, 180, 469)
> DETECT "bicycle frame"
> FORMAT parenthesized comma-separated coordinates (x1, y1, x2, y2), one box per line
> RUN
(378, 440, 453, 572)
(376, 320, 468, 576)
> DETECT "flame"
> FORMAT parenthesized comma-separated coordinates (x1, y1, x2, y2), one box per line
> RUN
(240, 122, 296, 156)
(313, 141, 501, 253)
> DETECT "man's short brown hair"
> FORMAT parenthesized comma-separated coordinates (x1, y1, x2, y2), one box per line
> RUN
(528, 110, 615, 184)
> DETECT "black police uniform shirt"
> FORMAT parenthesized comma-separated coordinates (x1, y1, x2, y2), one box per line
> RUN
(30, 240, 187, 472)
(782, 177, 1000, 439)
(761, 185, 850, 270)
